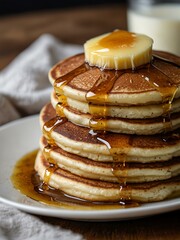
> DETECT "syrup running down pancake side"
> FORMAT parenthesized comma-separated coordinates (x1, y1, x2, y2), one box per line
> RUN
(42, 31, 179, 205)
(12, 30, 180, 207)
(11, 150, 139, 209)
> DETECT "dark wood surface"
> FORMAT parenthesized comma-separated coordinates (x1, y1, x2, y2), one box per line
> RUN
(39, 210, 180, 240)
(0, 3, 179, 239)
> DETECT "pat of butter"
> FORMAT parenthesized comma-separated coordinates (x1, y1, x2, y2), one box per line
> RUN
(84, 30, 153, 70)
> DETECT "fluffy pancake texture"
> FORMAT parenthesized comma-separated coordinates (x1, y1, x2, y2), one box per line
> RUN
(39, 136, 180, 183)
(51, 92, 180, 135)
(49, 52, 180, 105)
(35, 41, 180, 204)
(35, 151, 180, 202)
(51, 91, 180, 119)
(48, 52, 180, 135)
(40, 103, 180, 163)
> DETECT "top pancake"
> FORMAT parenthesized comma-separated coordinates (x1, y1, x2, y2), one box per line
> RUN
(49, 51, 180, 105)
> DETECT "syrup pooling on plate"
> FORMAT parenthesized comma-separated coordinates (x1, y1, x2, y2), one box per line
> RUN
(12, 150, 140, 209)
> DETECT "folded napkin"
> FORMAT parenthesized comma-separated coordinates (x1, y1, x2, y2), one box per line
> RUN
(0, 34, 83, 125)
(0, 35, 83, 239)
(0, 203, 83, 240)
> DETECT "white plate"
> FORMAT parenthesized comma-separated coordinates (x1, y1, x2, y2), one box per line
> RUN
(0, 115, 179, 221)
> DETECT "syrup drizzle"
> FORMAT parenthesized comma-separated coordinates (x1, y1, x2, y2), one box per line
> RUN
(138, 57, 178, 131)
(42, 144, 58, 188)
(54, 63, 90, 95)
(42, 64, 92, 189)
(86, 70, 126, 131)
(89, 130, 133, 200)
(40, 51, 179, 204)
(86, 68, 132, 199)
(12, 149, 140, 210)
(42, 116, 67, 188)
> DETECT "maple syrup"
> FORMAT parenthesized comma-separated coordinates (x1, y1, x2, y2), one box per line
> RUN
(39, 48, 179, 204)
(138, 59, 178, 131)
(42, 116, 67, 188)
(13, 30, 180, 206)
(99, 30, 136, 49)
(11, 150, 139, 210)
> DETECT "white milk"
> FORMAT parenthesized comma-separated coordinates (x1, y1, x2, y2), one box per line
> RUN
(127, 4, 180, 55)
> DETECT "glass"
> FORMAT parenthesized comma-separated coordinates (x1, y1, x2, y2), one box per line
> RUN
(127, 0, 180, 55)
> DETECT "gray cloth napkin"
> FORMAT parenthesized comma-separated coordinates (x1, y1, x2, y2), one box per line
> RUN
(0, 34, 83, 125)
(0, 203, 83, 240)
(0, 34, 83, 239)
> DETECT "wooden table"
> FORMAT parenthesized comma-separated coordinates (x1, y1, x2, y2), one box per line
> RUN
(0, 3, 179, 239)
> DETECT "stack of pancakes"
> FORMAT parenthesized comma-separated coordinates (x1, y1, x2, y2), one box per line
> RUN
(35, 51, 180, 203)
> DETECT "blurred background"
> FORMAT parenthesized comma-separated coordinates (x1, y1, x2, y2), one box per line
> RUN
(0, 0, 179, 70)
(0, 1, 127, 70)
(0, 0, 128, 125)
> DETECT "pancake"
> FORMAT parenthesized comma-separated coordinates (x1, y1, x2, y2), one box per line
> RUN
(51, 92, 180, 135)
(40, 136, 180, 183)
(51, 91, 180, 119)
(35, 151, 180, 202)
(56, 105, 180, 135)
(49, 52, 180, 106)
(40, 103, 180, 162)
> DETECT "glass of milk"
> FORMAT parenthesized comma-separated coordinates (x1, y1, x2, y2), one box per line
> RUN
(127, 0, 180, 56)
